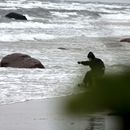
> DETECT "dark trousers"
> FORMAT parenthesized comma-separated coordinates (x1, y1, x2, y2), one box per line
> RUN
(83, 69, 104, 87)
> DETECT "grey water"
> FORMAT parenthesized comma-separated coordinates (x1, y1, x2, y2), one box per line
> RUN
(0, 0, 130, 104)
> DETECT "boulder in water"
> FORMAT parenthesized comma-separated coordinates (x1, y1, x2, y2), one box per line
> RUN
(120, 38, 130, 43)
(58, 47, 67, 50)
(0, 53, 45, 68)
(5, 12, 27, 20)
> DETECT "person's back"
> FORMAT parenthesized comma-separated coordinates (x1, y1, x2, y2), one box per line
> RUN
(89, 57, 105, 74)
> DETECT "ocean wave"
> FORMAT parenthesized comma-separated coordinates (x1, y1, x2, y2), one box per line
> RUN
(0, 0, 130, 22)
(0, 33, 56, 42)
(51, 11, 77, 18)
(0, 21, 85, 29)
(101, 13, 130, 21)
(0, 0, 130, 13)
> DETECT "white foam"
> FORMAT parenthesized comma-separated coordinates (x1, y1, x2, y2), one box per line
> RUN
(0, 33, 56, 42)
(0, 21, 84, 29)
(102, 13, 130, 21)
(24, 14, 35, 21)
(0, 1, 41, 9)
(0, 0, 129, 17)
(51, 11, 77, 18)
(0, 1, 108, 11)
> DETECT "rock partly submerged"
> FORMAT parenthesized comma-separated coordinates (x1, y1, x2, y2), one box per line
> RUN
(58, 47, 67, 50)
(5, 12, 27, 20)
(0, 53, 45, 69)
(120, 38, 130, 43)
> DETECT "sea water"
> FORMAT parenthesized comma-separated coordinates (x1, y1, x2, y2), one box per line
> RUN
(0, 0, 130, 104)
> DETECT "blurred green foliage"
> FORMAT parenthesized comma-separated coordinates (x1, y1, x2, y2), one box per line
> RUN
(67, 70, 130, 115)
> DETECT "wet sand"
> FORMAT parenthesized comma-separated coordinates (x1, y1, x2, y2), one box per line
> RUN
(0, 96, 91, 130)
(0, 97, 67, 130)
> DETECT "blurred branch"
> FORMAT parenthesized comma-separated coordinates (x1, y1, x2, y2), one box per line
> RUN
(67, 69, 130, 114)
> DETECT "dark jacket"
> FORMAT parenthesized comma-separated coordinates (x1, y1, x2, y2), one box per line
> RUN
(80, 58, 105, 73)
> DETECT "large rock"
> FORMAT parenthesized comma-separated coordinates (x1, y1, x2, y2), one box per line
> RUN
(0, 53, 45, 68)
(5, 12, 27, 20)
(120, 38, 130, 43)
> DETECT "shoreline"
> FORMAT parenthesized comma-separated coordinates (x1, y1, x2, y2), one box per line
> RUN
(0, 95, 70, 106)
(0, 96, 69, 130)
(0, 96, 105, 130)
(0, 95, 106, 130)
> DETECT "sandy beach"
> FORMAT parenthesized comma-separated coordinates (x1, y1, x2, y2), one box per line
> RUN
(0, 96, 86, 130)
(0, 95, 107, 130)
(0, 97, 68, 130)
